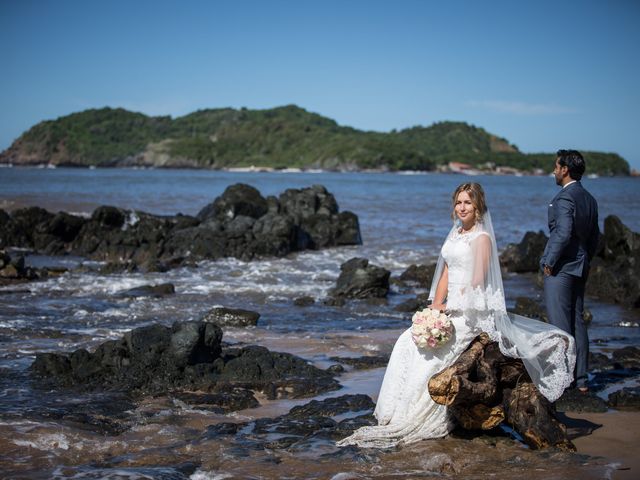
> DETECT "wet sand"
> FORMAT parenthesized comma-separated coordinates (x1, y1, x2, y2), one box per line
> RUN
(563, 410, 640, 480)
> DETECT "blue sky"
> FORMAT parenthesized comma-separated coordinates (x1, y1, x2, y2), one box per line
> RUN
(1, 0, 639, 169)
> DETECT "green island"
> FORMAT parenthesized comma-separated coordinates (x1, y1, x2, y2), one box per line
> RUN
(0, 105, 630, 175)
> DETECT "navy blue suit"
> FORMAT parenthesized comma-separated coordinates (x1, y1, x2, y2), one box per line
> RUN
(540, 181, 599, 388)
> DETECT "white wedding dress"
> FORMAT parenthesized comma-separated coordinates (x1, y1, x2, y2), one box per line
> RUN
(338, 218, 576, 449)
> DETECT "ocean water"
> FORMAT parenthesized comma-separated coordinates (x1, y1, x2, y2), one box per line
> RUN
(0, 167, 639, 478)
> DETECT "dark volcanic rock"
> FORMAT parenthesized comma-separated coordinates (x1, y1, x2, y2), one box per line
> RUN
(555, 389, 608, 413)
(324, 296, 346, 307)
(287, 394, 374, 417)
(172, 388, 259, 413)
(197, 183, 269, 222)
(587, 216, 640, 307)
(510, 297, 548, 322)
(398, 263, 436, 287)
(293, 296, 315, 307)
(218, 345, 339, 399)
(588, 352, 612, 371)
(0, 184, 361, 272)
(500, 231, 548, 273)
(201, 307, 260, 327)
(329, 355, 390, 370)
(394, 292, 431, 312)
(204, 394, 376, 448)
(608, 387, 640, 409)
(331, 257, 390, 299)
(510, 296, 592, 325)
(611, 346, 640, 369)
(0, 250, 43, 284)
(117, 283, 176, 297)
(30, 321, 339, 402)
(279, 184, 338, 221)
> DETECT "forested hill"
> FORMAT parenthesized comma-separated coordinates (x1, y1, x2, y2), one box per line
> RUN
(0, 105, 630, 175)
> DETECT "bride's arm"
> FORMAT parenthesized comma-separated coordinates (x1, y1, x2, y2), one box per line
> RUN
(430, 263, 448, 310)
(471, 234, 492, 288)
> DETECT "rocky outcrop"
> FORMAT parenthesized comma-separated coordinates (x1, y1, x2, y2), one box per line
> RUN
(329, 355, 390, 370)
(0, 184, 361, 271)
(500, 231, 548, 273)
(394, 292, 431, 312)
(397, 263, 436, 287)
(0, 249, 66, 285)
(30, 321, 340, 403)
(501, 216, 639, 308)
(330, 258, 390, 299)
(116, 283, 176, 298)
(204, 394, 376, 450)
(556, 345, 640, 412)
(201, 307, 260, 328)
(587, 215, 640, 307)
(608, 387, 640, 409)
(510, 296, 592, 325)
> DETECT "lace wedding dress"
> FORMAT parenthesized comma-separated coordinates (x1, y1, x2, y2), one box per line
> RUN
(338, 214, 576, 449)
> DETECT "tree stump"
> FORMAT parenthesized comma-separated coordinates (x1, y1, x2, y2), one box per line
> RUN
(428, 333, 575, 451)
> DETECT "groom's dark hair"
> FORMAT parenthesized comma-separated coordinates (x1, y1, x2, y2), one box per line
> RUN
(556, 149, 585, 180)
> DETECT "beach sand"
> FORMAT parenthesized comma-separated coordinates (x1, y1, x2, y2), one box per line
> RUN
(561, 410, 640, 479)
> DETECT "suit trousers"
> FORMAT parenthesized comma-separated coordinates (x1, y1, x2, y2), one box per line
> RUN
(544, 272, 588, 387)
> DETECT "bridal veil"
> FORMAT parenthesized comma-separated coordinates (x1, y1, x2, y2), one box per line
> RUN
(428, 211, 576, 402)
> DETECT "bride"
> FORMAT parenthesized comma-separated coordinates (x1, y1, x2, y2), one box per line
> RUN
(338, 182, 576, 449)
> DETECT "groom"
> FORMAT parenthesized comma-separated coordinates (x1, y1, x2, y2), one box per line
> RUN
(540, 149, 599, 392)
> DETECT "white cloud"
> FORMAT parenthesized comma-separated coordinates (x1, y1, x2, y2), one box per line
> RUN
(466, 100, 578, 115)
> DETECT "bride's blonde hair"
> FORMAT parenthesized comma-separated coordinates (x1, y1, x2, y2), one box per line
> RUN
(451, 182, 487, 222)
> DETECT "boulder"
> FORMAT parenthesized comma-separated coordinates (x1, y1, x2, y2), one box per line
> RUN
(331, 257, 390, 299)
(500, 231, 548, 273)
(278, 184, 338, 222)
(554, 389, 608, 413)
(329, 355, 390, 370)
(0, 250, 40, 283)
(197, 183, 268, 222)
(201, 307, 260, 327)
(611, 346, 640, 369)
(608, 387, 640, 410)
(587, 216, 640, 307)
(510, 296, 591, 325)
(398, 263, 436, 287)
(293, 296, 315, 307)
(117, 283, 176, 297)
(510, 297, 548, 322)
(394, 292, 431, 312)
(30, 321, 339, 400)
(1, 207, 50, 248)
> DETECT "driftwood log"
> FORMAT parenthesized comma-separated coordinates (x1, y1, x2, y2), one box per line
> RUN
(428, 333, 575, 451)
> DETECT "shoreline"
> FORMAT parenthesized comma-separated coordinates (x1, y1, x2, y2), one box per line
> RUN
(0, 162, 628, 177)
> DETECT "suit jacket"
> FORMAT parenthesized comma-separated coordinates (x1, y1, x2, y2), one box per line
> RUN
(540, 181, 600, 278)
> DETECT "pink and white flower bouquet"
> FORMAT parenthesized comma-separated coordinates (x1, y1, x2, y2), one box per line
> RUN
(411, 308, 454, 349)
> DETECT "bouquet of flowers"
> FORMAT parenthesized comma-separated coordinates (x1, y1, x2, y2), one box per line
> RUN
(411, 308, 454, 349)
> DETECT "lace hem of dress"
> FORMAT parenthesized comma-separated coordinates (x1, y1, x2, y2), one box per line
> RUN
(447, 285, 575, 402)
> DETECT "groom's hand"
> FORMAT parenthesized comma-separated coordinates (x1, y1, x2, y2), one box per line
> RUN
(543, 265, 552, 276)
